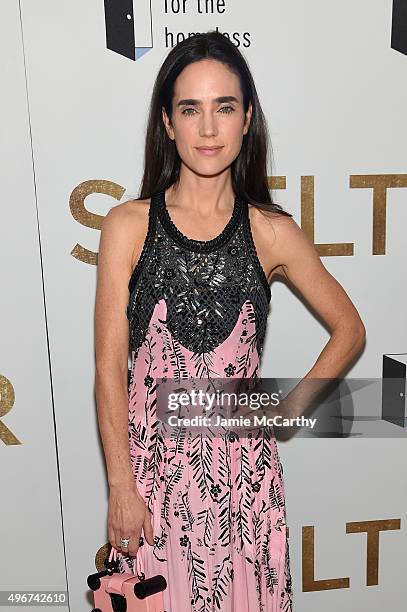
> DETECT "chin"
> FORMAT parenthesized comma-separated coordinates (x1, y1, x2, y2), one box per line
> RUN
(194, 166, 229, 178)
(194, 156, 237, 172)
(182, 158, 229, 177)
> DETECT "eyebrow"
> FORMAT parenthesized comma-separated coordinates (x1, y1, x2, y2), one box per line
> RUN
(176, 96, 239, 107)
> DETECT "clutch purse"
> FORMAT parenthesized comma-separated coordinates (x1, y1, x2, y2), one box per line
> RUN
(87, 543, 167, 612)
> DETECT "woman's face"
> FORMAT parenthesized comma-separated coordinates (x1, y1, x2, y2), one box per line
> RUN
(162, 59, 252, 177)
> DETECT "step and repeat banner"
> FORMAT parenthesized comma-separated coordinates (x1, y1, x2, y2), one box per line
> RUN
(1, 1, 406, 610)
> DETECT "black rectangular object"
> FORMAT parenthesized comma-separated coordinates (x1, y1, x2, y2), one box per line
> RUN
(391, 0, 407, 55)
(104, 0, 135, 60)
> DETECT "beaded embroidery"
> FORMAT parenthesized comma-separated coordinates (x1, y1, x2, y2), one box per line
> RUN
(126, 190, 271, 357)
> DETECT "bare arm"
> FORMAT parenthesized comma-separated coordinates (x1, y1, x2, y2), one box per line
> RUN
(268, 215, 366, 377)
(264, 215, 366, 422)
(94, 200, 154, 554)
(95, 204, 136, 488)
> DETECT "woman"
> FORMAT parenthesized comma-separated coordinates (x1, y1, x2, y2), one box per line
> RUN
(95, 31, 365, 611)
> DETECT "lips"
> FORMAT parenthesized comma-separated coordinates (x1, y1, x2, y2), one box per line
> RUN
(196, 146, 223, 150)
(195, 146, 224, 156)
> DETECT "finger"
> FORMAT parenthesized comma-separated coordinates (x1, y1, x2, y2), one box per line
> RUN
(127, 527, 142, 557)
(119, 532, 131, 555)
(143, 511, 155, 546)
(108, 525, 116, 550)
(115, 527, 128, 553)
(115, 530, 123, 552)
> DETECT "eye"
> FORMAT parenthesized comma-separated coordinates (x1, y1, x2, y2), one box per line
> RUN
(181, 106, 235, 116)
(219, 106, 234, 114)
(181, 108, 196, 116)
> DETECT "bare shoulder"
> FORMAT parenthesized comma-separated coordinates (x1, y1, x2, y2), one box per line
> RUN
(249, 204, 315, 251)
(101, 198, 150, 269)
(248, 203, 293, 242)
(248, 203, 320, 281)
(102, 197, 150, 232)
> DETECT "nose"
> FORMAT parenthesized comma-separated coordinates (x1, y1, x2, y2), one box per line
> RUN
(199, 110, 218, 137)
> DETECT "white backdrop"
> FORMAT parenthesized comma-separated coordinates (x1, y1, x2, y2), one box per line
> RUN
(1, 0, 406, 610)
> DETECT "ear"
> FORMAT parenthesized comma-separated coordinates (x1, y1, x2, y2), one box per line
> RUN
(162, 106, 175, 140)
(243, 101, 252, 136)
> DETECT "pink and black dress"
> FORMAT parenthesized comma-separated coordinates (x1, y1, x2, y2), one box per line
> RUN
(118, 190, 293, 611)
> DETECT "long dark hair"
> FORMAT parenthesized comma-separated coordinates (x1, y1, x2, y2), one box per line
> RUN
(138, 30, 292, 218)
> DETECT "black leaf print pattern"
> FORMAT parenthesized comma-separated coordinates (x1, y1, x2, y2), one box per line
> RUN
(268, 475, 285, 513)
(190, 434, 214, 502)
(262, 520, 279, 596)
(117, 191, 292, 611)
(187, 542, 209, 604)
(212, 554, 234, 609)
(178, 489, 195, 532)
(235, 445, 254, 552)
(162, 462, 184, 527)
(167, 423, 188, 457)
(197, 507, 216, 552)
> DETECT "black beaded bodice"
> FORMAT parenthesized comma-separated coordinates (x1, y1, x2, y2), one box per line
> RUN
(126, 190, 271, 357)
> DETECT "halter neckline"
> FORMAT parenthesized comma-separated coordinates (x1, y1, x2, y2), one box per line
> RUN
(157, 189, 244, 253)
